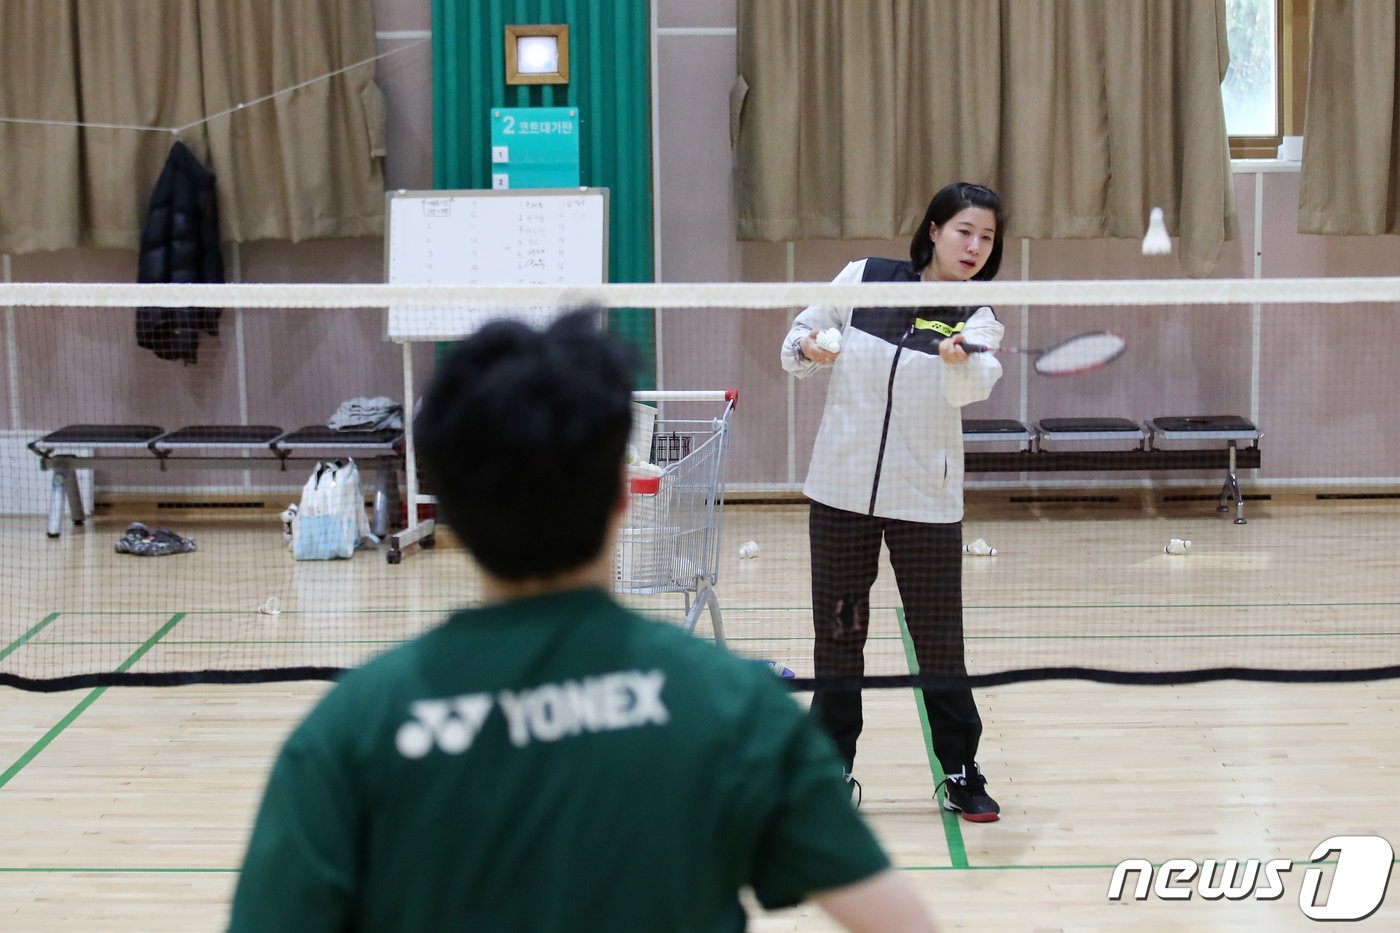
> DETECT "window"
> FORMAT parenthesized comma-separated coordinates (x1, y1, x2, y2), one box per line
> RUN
(1223, 0, 1278, 136)
(1224, 0, 1310, 158)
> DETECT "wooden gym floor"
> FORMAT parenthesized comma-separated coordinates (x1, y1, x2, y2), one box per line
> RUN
(2, 498, 1398, 931)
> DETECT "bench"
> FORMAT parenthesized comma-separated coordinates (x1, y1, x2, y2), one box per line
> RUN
(29, 424, 404, 539)
(962, 416, 1262, 523)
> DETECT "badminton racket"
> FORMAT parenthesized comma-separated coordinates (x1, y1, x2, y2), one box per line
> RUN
(960, 330, 1126, 376)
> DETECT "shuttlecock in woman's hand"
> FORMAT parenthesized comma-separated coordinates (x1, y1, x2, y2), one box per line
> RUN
(814, 328, 842, 353)
(1142, 207, 1172, 256)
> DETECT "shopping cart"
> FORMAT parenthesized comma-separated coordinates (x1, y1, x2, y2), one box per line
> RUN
(615, 390, 737, 644)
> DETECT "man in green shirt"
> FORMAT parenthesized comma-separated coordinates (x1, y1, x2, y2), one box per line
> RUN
(228, 311, 939, 932)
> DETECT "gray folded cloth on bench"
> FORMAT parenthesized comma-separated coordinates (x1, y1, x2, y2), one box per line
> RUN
(327, 397, 403, 432)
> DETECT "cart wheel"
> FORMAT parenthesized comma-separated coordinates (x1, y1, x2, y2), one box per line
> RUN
(422, 534, 437, 550)
(386, 548, 402, 565)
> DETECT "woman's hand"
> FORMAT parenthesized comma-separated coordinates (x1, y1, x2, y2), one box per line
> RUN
(938, 334, 969, 365)
(800, 331, 840, 363)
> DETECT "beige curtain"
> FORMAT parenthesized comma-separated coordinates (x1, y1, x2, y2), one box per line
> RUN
(74, 3, 206, 250)
(733, 0, 1237, 276)
(0, 0, 384, 255)
(199, 0, 387, 243)
(1298, 1, 1400, 234)
(0, 4, 82, 253)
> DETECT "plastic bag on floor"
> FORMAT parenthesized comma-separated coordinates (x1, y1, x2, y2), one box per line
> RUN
(291, 459, 378, 560)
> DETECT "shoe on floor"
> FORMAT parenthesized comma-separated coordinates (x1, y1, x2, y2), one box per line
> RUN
(842, 766, 862, 809)
(938, 763, 1000, 822)
(122, 526, 197, 557)
(114, 522, 151, 553)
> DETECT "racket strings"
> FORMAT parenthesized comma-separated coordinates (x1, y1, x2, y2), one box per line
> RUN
(1035, 332, 1127, 375)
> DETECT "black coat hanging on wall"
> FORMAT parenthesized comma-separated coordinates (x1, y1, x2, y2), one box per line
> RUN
(135, 141, 225, 364)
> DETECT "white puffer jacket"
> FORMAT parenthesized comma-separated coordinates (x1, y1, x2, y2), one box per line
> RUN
(782, 257, 1004, 523)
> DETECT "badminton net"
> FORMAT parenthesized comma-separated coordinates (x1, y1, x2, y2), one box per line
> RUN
(2, 277, 1399, 690)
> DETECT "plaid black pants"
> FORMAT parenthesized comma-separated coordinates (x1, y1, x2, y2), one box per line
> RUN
(808, 500, 983, 775)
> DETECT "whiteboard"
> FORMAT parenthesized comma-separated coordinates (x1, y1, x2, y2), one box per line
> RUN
(385, 188, 609, 341)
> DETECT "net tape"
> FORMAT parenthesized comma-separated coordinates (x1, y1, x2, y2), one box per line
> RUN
(4, 276, 1400, 310)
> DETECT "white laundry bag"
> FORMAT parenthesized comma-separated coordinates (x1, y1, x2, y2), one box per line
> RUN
(292, 459, 377, 560)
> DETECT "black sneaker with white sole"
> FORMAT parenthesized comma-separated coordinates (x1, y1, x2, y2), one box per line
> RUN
(843, 768, 862, 808)
(937, 764, 1000, 822)
(114, 522, 150, 554)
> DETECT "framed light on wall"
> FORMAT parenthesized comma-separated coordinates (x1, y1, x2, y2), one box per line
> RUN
(505, 24, 570, 85)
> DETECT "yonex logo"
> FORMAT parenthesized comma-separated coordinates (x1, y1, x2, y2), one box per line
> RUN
(395, 670, 669, 758)
(396, 694, 494, 759)
(1108, 835, 1395, 921)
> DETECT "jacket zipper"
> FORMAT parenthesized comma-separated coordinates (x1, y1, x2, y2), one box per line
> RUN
(868, 322, 914, 514)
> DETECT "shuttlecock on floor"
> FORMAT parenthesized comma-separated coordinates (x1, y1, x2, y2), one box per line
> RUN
(1164, 538, 1193, 555)
(738, 540, 760, 559)
(1142, 207, 1172, 255)
(814, 328, 842, 352)
(258, 596, 281, 616)
(963, 537, 998, 557)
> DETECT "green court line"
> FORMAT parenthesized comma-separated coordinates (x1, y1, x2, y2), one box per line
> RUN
(697, 600, 1400, 611)
(899, 858, 1400, 872)
(0, 867, 237, 874)
(0, 613, 61, 662)
(962, 630, 1400, 641)
(716, 631, 1400, 642)
(27, 639, 414, 647)
(895, 608, 969, 871)
(21, 631, 1399, 656)
(21, 630, 1400, 648)
(36, 598, 1400, 617)
(32, 609, 451, 617)
(4, 858, 1393, 875)
(961, 600, 1400, 611)
(0, 613, 185, 791)
(664, 600, 1400, 611)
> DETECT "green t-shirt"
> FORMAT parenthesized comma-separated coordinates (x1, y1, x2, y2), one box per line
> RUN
(228, 587, 888, 932)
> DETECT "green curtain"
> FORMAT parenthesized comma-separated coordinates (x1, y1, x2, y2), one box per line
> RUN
(432, 0, 655, 386)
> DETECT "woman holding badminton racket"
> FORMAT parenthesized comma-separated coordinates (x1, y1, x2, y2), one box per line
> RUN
(782, 181, 1005, 822)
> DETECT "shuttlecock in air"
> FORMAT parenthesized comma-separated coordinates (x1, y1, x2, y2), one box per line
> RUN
(1142, 207, 1172, 255)
(963, 537, 998, 557)
(814, 328, 842, 352)
(1164, 538, 1193, 556)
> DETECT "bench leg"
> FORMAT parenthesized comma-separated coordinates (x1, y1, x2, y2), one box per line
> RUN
(47, 459, 86, 537)
(1217, 472, 1245, 523)
(371, 464, 399, 539)
(1216, 442, 1246, 524)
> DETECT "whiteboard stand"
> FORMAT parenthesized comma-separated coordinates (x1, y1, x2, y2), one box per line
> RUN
(382, 187, 609, 564)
